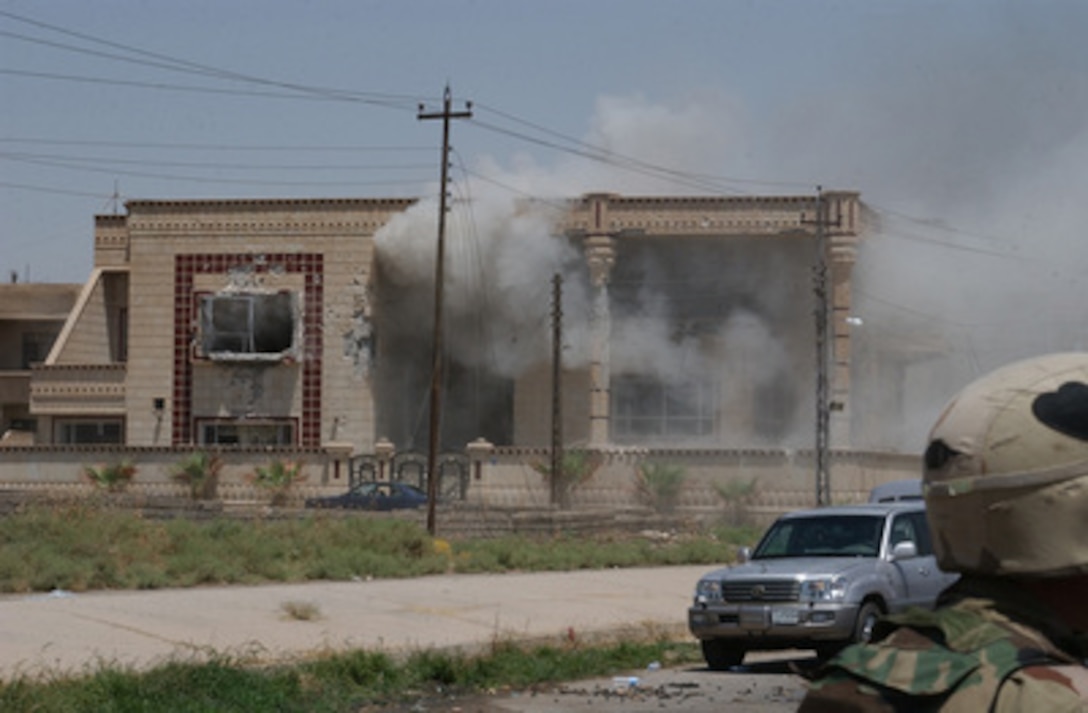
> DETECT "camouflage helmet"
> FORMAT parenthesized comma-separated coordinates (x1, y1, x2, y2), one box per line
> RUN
(924, 352, 1088, 577)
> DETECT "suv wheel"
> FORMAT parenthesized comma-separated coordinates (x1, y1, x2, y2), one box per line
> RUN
(853, 602, 882, 643)
(701, 639, 745, 670)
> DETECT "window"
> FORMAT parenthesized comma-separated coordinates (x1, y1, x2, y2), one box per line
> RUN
(21, 331, 55, 369)
(612, 376, 717, 442)
(199, 420, 294, 447)
(56, 419, 123, 444)
(901, 511, 935, 556)
(198, 292, 296, 360)
(754, 515, 884, 559)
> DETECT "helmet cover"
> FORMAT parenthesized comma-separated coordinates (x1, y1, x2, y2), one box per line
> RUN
(924, 352, 1088, 576)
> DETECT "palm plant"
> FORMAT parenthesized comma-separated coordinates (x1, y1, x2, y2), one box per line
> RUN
(532, 449, 603, 510)
(81, 460, 137, 493)
(170, 451, 222, 500)
(249, 459, 306, 506)
(634, 461, 687, 514)
(714, 476, 759, 525)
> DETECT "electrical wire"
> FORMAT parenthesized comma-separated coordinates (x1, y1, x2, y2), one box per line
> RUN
(474, 101, 813, 192)
(1, 153, 427, 188)
(0, 137, 433, 152)
(0, 10, 425, 109)
(0, 179, 112, 199)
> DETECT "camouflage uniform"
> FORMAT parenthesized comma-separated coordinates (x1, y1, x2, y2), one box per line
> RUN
(799, 353, 1088, 711)
(799, 576, 1088, 712)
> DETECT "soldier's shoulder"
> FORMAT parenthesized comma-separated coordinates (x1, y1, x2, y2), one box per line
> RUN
(993, 665, 1088, 712)
(799, 599, 1061, 711)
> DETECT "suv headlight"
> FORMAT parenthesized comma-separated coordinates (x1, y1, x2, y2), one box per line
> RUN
(695, 578, 722, 603)
(799, 576, 847, 602)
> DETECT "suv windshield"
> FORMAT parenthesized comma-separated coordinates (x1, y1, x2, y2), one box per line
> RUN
(752, 514, 884, 558)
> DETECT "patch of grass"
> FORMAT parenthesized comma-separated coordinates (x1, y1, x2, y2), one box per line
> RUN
(0, 505, 756, 594)
(280, 600, 321, 621)
(0, 505, 746, 709)
(0, 639, 701, 712)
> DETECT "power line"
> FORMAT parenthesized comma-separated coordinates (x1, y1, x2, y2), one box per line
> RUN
(0, 67, 381, 102)
(476, 102, 810, 191)
(0, 150, 433, 172)
(868, 204, 1030, 260)
(0, 10, 425, 109)
(472, 102, 813, 193)
(1, 153, 428, 188)
(0, 137, 433, 152)
(0, 179, 111, 199)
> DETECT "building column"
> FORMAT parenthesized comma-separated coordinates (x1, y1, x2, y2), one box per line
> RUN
(829, 232, 859, 448)
(583, 195, 617, 448)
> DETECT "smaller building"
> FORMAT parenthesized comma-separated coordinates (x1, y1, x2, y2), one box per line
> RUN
(0, 281, 81, 443)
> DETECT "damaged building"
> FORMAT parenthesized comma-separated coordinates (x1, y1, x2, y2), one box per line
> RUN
(21, 191, 873, 458)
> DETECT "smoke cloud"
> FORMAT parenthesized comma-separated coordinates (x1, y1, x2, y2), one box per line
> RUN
(376, 7, 1088, 451)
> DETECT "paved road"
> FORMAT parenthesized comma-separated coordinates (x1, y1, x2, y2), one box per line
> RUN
(0, 566, 711, 677)
(0, 566, 812, 710)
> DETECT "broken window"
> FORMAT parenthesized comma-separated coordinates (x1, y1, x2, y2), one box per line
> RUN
(611, 376, 718, 443)
(198, 292, 296, 361)
(199, 419, 294, 447)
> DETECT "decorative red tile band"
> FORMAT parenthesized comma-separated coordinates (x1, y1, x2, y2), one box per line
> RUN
(172, 253, 323, 447)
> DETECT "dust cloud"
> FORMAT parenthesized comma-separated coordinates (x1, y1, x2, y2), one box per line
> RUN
(376, 8, 1088, 452)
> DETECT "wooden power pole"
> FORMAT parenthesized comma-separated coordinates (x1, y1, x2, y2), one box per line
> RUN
(804, 187, 840, 507)
(550, 273, 563, 506)
(418, 86, 472, 535)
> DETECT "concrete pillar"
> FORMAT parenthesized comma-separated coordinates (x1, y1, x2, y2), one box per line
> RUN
(374, 437, 395, 481)
(829, 232, 859, 448)
(323, 441, 354, 485)
(466, 437, 495, 505)
(583, 195, 617, 447)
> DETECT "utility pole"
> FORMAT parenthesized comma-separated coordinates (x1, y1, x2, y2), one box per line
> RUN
(418, 85, 472, 536)
(550, 273, 563, 506)
(804, 187, 839, 507)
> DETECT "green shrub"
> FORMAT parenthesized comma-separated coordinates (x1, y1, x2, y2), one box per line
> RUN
(713, 476, 759, 526)
(81, 460, 137, 493)
(171, 451, 222, 500)
(633, 461, 687, 514)
(248, 459, 306, 506)
(531, 449, 603, 509)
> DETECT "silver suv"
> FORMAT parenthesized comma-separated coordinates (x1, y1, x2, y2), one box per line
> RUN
(688, 501, 958, 669)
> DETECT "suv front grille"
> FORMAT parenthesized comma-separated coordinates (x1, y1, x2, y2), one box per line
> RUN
(722, 580, 800, 603)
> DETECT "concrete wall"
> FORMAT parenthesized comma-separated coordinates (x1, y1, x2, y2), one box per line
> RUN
(0, 446, 918, 520)
(0, 446, 344, 504)
(465, 447, 919, 525)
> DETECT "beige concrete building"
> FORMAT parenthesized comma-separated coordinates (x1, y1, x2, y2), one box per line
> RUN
(0, 281, 81, 443)
(18, 191, 867, 460)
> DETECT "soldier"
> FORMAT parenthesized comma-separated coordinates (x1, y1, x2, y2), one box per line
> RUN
(799, 352, 1088, 711)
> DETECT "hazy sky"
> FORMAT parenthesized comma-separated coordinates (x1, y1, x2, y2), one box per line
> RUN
(4, 0, 1088, 417)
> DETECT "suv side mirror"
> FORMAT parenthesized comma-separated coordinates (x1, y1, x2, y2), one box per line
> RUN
(737, 546, 751, 564)
(891, 541, 918, 560)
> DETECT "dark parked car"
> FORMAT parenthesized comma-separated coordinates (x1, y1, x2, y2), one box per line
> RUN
(304, 481, 428, 511)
